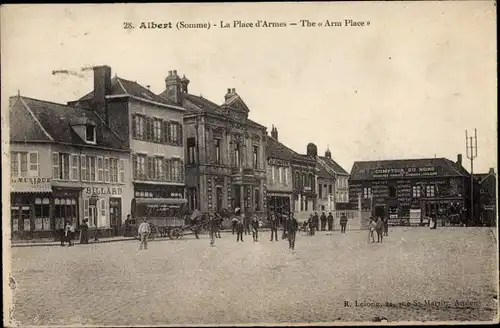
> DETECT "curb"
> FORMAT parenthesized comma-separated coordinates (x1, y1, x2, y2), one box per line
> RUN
(11, 237, 137, 248)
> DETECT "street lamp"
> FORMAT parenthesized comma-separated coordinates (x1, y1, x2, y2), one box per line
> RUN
(89, 193, 99, 241)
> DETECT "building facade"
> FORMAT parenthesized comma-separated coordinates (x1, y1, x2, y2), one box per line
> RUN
(292, 144, 318, 219)
(9, 95, 132, 239)
(474, 168, 496, 227)
(70, 66, 187, 223)
(158, 71, 267, 216)
(348, 155, 470, 224)
(265, 126, 294, 218)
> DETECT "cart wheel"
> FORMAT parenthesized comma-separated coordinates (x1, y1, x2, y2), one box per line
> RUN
(170, 228, 183, 239)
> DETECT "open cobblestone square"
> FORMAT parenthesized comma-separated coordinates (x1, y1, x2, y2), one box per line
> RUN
(8, 227, 498, 326)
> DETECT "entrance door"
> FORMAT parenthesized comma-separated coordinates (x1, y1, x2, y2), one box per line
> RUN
(215, 187, 223, 213)
(89, 205, 98, 228)
(109, 198, 122, 236)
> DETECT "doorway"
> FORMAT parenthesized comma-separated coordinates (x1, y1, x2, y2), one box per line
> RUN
(215, 187, 223, 212)
(109, 198, 122, 236)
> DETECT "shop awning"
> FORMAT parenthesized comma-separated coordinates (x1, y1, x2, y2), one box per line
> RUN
(135, 198, 187, 205)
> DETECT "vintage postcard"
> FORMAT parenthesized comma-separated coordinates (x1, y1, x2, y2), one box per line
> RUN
(1, 2, 498, 326)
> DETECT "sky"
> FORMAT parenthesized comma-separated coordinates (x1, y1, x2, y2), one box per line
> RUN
(1, 2, 497, 174)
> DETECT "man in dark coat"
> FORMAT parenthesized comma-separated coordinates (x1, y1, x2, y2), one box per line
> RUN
(208, 212, 218, 246)
(313, 212, 319, 231)
(215, 213, 222, 238)
(236, 217, 244, 242)
(327, 212, 334, 231)
(320, 212, 327, 231)
(288, 213, 299, 250)
(243, 215, 250, 235)
(308, 215, 315, 236)
(251, 215, 259, 242)
(340, 213, 348, 233)
(282, 215, 289, 240)
(269, 213, 278, 241)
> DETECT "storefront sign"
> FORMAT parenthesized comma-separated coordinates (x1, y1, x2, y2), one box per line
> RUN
(85, 187, 123, 196)
(269, 158, 290, 167)
(11, 177, 52, 193)
(483, 205, 495, 211)
(370, 167, 439, 179)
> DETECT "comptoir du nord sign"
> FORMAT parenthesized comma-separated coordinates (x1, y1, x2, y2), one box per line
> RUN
(370, 167, 439, 179)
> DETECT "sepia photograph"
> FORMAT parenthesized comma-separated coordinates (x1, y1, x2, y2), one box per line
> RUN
(1, 2, 498, 326)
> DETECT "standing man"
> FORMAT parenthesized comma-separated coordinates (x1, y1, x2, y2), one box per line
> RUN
(215, 213, 222, 239)
(208, 212, 217, 246)
(320, 212, 327, 231)
(340, 213, 348, 233)
(327, 212, 334, 232)
(251, 215, 259, 242)
(313, 212, 319, 232)
(288, 213, 299, 250)
(231, 216, 238, 234)
(269, 213, 278, 241)
(236, 217, 244, 242)
(138, 218, 151, 250)
(384, 217, 389, 235)
(79, 219, 89, 244)
(243, 214, 250, 235)
(282, 215, 289, 240)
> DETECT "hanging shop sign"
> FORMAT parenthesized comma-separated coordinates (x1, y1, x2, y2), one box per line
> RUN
(85, 187, 123, 196)
(268, 158, 290, 167)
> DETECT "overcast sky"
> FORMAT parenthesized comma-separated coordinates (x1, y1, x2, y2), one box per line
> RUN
(1, 2, 497, 174)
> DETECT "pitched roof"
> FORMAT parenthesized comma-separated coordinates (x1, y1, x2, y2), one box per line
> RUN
(9, 96, 53, 142)
(266, 136, 296, 162)
(316, 161, 335, 179)
(77, 76, 180, 108)
(11, 95, 127, 150)
(350, 158, 470, 180)
(475, 171, 497, 184)
(319, 156, 349, 175)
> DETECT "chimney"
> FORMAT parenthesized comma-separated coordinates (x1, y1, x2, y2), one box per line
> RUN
(489, 167, 495, 174)
(271, 125, 278, 140)
(165, 69, 183, 105)
(93, 65, 112, 124)
(180, 74, 190, 93)
(325, 147, 331, 159)
(457, 154, 462, 166)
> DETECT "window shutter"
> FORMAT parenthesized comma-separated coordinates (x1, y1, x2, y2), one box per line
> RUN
(160, 120, 166, 143)
(165, 122, 171, 143)
(132, 154, 137, 178)
(177, 123, 183, 146)
(81, 155, 87, 181)
(132, 115, 137, 138)
(180, 160, 184, 182)
(84, 198, 89, 221)
(52, 152, 59, 179)
(149, 118, 154, 141)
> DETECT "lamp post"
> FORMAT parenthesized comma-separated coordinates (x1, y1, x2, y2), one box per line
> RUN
(466, 129, 478, 226)
(89, 193, 99, 241)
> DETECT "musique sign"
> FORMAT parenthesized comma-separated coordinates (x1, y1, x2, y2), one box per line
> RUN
(11, 177, 52, 193)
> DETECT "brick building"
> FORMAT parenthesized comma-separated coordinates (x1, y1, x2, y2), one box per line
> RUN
(69, 66, 187, 225)
(474, 168, 497, 227)
(349, 155, 470, 224)
(158, 72, 267, 216)
(9, 94, 131, 239)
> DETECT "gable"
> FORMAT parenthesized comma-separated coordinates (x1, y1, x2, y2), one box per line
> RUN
(10, 98, 53, 142)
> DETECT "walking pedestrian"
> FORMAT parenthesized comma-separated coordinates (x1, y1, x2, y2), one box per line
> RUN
(62, 221, 72, 247)
(79, 219, 89, 244)
(231, 216, 238, 234)
(375, 217, 384, 243)
(288, 213, 299, 250)
(313, 212, 319, 231)
(308, 215, 315, 236)
(138, 218, 151, 250)
(215, 213, 222, 238)
(236, 218, 244, 242)
(367, 217, 376, 243)
(208, 212, 218, 246)
(282, 215, 289, 240)
(384, 217, 389, 236)
(68, 222, 75, 246)
(269, 213, 278, 241)
(327, 212, 334, 231)
(251, 215, 259, 242)
(243, 215, 250, 235)
(340, 213, 348, 233)
(320, 212, 327, 231)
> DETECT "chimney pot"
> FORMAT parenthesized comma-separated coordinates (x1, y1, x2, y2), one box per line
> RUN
(232, 88, 236, 93)
(457, 154, 462, 165)
(168, 71, 173, 76)
(227, 88, 231, 94)
(173, 70, 177, 75)
(489, 167, 495, 174)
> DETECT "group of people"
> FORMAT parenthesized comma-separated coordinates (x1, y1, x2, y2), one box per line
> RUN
(304, 212, 348, 235)
(367, 216, 389, 243)
(268, 212, 299, 250)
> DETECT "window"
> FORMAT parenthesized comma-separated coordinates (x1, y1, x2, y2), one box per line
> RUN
(153, 119, 162, 142)
(271, 166, 276, 182)
(133, 115, 144, 139)
(234, 144, 240, 167)
(54, 198, 78, 228)
(329, 184, 332, 194)
(363, 187, 372, 199)
(71, 154, 79, 181)
(278, 167, 283, 183)
(97, 157, 104, 182)
(187, 138, 196, 164)
(284, 168, 289, 185)
(135, 155, 146, 179)
(164, 121, 171, 143)
(81, 155, 88, 181)
(89, 156, 96, 181)
(86, 125, 96, 143)
(255, 189, 260, 212)
(53, 152, 70, 180)
(215, 138, 221, 164)
(171, 123, 178, 144)
(319, 184, 323, 198)
(84, 198, 89, 222)
(156, 157, 164, 180)
(104, 157, 110, 182)
(119, 160, 125, 183)
(110, 158, 118, 183)
(34, 198, 51, 231)
(11, 152, 38, 177)
(426, 185, 435, 197)
(389, 185, 396, 197)
(412, 185, 421, 198)
(252, 146, 258, 168)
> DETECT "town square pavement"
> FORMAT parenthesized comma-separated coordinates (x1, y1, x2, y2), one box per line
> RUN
(8, 227, 498, 325)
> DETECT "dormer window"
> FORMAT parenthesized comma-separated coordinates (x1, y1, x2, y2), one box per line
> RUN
(86, 125, 96, 143)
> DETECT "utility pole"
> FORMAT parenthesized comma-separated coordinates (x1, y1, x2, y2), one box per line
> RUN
(466, 129, 478, 226)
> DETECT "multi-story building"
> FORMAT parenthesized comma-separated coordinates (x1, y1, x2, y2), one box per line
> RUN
(9, 94, 131, 238)
(318, 149, 350, 210)
(69, 66, 187, 222)
(265, 126, 294, 218)
(473, 168, 496, 227)
(348, 155, 470, 223)
(158, 71, 267, 216)
(291, 144, 318, 220)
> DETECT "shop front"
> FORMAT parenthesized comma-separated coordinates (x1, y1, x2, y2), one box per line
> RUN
(10, 177, 54, 239)
(267, 192, 292, 222)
